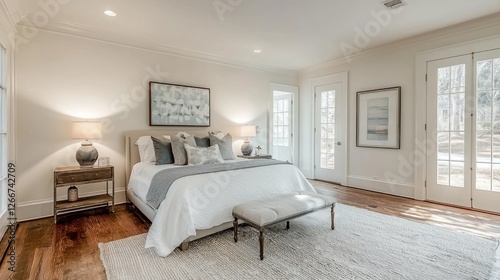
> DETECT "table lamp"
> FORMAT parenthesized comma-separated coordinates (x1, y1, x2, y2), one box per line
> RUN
(239, 125, 256, 156)
(72, 121, 102, 167)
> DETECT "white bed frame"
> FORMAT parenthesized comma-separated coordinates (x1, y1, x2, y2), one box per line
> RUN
(124, 129, 237, 250)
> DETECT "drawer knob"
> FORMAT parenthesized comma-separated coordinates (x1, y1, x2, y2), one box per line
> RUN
(71, 177, 74, 180)
(95, 173, 99, 176)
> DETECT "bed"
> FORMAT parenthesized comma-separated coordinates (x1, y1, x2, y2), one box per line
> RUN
(125, 129, 316, 257)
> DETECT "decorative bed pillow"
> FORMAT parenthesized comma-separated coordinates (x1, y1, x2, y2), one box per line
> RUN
(195, 136, 211, 147)
(135, 135, 171, 163)
(135, 136, 156, 163)
(209, 133, 235, 160)
(151, 137, 174, 165)
(171, 134, 197, 165)
(184, 144, 224, 165)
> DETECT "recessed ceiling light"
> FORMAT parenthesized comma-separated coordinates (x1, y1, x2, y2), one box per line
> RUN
(254, 49, 262, 53)
(104, 10, 117, 17)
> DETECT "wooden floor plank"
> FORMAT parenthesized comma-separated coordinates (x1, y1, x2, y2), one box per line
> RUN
(0, 181, 498, 279)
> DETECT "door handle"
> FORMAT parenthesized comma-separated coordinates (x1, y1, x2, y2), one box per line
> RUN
(337, 142, 341, 145)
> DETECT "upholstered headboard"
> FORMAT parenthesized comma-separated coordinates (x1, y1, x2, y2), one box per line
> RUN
(124, 129, 214, 185)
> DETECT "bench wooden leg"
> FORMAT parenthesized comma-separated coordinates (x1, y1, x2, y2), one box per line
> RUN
(286, 221, 290, 230)
(331, 204, 335, 230)
(233, 217, 238, 242)
(259, 230, 264, 260)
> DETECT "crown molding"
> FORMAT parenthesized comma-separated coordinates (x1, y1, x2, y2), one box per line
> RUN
(17, 18, 298, 78)
(0, 0, 17, 34)
(300, 12, 500, 75)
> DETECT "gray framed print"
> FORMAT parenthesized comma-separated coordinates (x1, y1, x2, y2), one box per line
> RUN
(356, 86, 401, 149)
(149, 82, 210, 127)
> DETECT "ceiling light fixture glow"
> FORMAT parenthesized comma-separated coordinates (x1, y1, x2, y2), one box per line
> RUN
(104, 10, 117, 17)
(254, 49, 262, 53)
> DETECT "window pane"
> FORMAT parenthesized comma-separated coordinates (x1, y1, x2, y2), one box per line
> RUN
(494, 59, 500, 89)
(476, 91, 492, 130)
(450, 93, 464, 131)
(438, 67, 450, 94)
(450, 132, 464, 161)
(277, 100, 283, 112)
(476, 163, 492, 190)
(437, 132, 449, 160)
(283, 100, 289, 112)
(477, 60, 493, 90)
(450, 64, 465, 93)
(477, 132, 492, 163)
(450, 161, 464, 188)
(437, 161, 449, 185)
(437, 95, 449, 131)
(493, 164, 500, 192)
(328, 91, 335, 107)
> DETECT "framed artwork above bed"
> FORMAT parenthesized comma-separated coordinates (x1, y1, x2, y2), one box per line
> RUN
(149, 81, 210, 126)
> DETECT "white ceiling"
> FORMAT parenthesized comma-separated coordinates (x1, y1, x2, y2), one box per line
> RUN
(8, 0, 500, 71)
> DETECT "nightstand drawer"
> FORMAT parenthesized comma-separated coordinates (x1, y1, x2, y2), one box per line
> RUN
(56, 173, 85, 184)
(84, 170, 112, 181)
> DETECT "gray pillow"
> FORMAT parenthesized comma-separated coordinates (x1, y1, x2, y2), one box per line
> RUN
(151, 137, 174, 165)
(171, 135, 197, 165)
(195, 136, 210, 147)
(184, 144, 224, 165)
(209, 133, 235, 160)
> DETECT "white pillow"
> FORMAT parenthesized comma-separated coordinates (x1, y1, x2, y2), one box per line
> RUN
(184, 144, 224, 165)
(135, 135, 171, 163)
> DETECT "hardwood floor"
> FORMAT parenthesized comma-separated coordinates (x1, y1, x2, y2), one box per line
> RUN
(1, 181, 499, 279)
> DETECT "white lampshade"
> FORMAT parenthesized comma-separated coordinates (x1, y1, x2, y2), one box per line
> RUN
(239, 125, 256, 137)
(72, 122, 102, 139)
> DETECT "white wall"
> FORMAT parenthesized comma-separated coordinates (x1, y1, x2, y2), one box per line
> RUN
(299, 14, 500, 198)
(15, 29, 297, 221)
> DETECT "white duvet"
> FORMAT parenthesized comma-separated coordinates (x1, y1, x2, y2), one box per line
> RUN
(128, 160, 316, 257)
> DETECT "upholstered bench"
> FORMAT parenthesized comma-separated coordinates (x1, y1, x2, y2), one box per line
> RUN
(232, 191, 335, 260)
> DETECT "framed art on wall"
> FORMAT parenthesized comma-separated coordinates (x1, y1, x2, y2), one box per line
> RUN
(149, 82, 210, 126)
(356, 86, 401, 149)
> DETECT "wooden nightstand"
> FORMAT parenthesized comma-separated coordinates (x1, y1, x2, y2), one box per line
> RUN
(53, 165, 114, 223)
(237, 154, 272, 159)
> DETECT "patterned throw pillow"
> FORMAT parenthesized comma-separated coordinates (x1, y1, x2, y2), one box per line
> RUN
(184, 144, 224, 165)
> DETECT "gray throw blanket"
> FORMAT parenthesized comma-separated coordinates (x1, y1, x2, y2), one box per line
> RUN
(146, 159, 288, 209)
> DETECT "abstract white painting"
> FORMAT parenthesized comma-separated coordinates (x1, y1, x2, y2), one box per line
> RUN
(149, 82, 210, 126)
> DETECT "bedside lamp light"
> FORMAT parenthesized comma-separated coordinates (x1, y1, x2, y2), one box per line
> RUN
(72, 121, 102, 167)
(239, 125, 256, 156)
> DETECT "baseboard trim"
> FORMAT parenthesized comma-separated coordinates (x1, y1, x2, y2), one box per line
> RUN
(346, 176, 415, 199)
(16, 189, 127, 222)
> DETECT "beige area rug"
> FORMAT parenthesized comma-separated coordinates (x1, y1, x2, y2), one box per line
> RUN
(99, 204, 499, 280)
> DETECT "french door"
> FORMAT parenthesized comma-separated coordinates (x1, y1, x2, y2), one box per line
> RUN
(427, 49, 500, 213)
(314, 83, 344, 183)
